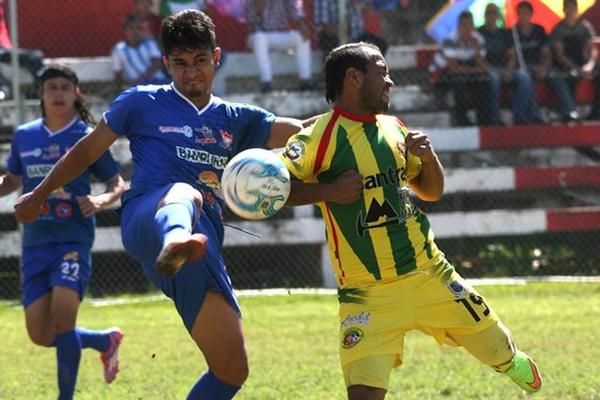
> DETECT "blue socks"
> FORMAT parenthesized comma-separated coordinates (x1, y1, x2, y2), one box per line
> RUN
(187, 370, 241, 400)
(154, 200, 196, 247)
(47, 327, 110, 352)
(76, 327, 110, 352)
(55, 330, 81, 400)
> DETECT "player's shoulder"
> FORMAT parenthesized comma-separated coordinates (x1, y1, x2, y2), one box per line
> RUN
(212, 96, 271, 117)
(15, 118, 44, 136)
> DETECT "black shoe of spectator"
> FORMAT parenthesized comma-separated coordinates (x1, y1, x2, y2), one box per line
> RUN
(260, 82, 272, 93)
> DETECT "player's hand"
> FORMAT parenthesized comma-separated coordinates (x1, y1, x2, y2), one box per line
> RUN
(14, 192, 44, 223)
(76, 195, 104, 218)
(406, 131, 436, 163)
(328, 170, 363, 205)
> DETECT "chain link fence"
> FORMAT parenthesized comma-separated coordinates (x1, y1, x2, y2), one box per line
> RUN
(0, 0, 599, 301)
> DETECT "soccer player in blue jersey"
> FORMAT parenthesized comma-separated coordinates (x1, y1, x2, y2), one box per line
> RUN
(15, 10, 306, 400)
(0, 65, 125, 399)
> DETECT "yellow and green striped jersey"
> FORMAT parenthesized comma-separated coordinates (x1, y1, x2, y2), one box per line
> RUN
(281, 107, 445, 288)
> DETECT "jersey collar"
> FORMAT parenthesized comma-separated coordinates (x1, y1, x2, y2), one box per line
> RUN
(44, 117, 79, 137)
(333, 106, 377, 123)
(171, 83, 214, 116)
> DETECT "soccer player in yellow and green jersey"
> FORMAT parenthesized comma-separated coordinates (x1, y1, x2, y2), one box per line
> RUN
(281, 42, 542, 400)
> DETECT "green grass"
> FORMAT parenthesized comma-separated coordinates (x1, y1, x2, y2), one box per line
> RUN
(1, 282, 599, 399)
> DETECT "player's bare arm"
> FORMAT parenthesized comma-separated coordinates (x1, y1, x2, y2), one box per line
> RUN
(286, 170, 363, 206)
(76, 173, 125, 218)
(14, 120, 119, 223)
(0, 172, 22, 197)
(266, 117, 305, 148)
(406, 131, 444, 202)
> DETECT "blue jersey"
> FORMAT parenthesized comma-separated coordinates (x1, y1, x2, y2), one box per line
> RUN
(7, 118, 120, 248)
(103, 84, 276, 243)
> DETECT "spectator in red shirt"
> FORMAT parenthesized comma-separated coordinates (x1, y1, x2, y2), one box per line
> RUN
(132, 0, 162, 39)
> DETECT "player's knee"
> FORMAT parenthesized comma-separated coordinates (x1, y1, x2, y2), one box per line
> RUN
(49, 312, 76, 335)
(27, 326, 54, 346)
(159, 183, 203, 215)
(213, 353, 249, 386)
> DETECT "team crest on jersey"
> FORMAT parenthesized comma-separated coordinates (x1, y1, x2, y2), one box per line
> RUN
(342, 328, 364, 349)
(63, 251, 80, 261)
(283, 140, 305, 162)
(198, 171, 221, 195)
(55, 203, 73, 218)
(219, 130, 233, 149)
(42, 144, 61, 160)
(195, 125, 217, 144)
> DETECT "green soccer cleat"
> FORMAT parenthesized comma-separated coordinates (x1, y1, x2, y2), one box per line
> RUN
(505, 349, 542, 393)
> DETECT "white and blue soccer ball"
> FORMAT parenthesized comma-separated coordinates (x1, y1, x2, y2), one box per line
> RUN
(221, 148, 291, 220)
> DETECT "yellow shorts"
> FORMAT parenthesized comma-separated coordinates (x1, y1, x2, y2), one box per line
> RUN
(339, 264, 504, 390)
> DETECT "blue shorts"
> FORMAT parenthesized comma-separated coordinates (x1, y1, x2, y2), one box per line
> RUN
(120, 184, 240, 332)
(22, 243, 92, 308)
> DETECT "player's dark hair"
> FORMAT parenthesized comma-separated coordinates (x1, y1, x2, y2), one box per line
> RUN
(123, 14, 141, 29)
(325, 42, 380, 104)
(459, 10, 473, 23)
(161, 9, 216, 55)
(39, 64, 96, 126)
(517, 1, 533, 13)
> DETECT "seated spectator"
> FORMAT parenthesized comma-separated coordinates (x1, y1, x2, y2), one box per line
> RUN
(548, 0, 599, 122)
(132, 0, 162, 39)
(0, 0, 44, 97)
(313, 0, 388, 58)
(479, 2, 542, 125)
(111, 15, 169, 90)
(429, 11, 501, 127)
(246, 0, 312, 93)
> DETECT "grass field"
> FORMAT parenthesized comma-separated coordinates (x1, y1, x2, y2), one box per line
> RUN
(1, 282, 599, 400)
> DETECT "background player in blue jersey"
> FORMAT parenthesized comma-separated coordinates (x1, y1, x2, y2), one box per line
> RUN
(0, 65, 125, 400)
(15, 11, 307, 400)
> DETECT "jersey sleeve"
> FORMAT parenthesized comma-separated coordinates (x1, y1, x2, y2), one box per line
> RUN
(6, 130, 22, 175)
(280, 126, 320, 182)
(231, 103, 276, 153)
(103, 87, 139, 137)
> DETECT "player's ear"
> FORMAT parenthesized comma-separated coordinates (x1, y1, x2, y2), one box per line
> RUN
(346, 67, 364, 89)
(212, 47, 222, 68)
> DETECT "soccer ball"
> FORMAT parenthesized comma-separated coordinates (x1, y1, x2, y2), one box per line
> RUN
(221, 148, 291, 220)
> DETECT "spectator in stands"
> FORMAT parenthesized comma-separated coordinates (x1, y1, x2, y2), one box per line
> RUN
(132, 0, 162, 39)
(111, 15, 169, 90)
(429, 11, 501, 127)
(479, 3, 542, 125)
(515, 1, 552, 84)
(246, 0, 313, 93)
(0, 65, 125, 399)
(0, 0, 44, 98)
(313, 0, 388, 59)
(548, 0, 600, 122)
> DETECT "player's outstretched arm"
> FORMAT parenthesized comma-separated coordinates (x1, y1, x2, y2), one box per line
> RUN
(286, 170, 363, 206)
(14, 120, 119, 223)
(406, 131, 444, 202)
(0, 172, 21, 197)
(266, 117, 304, 149)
